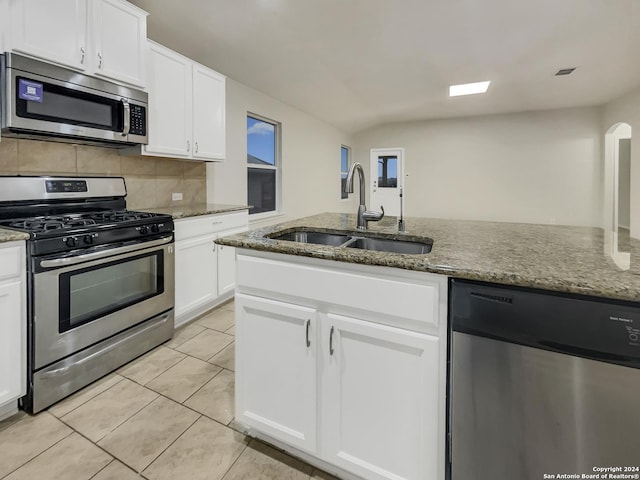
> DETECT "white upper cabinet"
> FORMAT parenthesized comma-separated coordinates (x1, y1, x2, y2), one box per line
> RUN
(9, 0, 88, 70)
(6, 0, 147, 88)
(143, 41, 226, 161)
(145, 41, 192, 157)
(91, 0, 147, 86)
(192, 64, 225, 160)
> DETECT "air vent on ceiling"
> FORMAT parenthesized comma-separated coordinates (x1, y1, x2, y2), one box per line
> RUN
(555, 68, 576, 76)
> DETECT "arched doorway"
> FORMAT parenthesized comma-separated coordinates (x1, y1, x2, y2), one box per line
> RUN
(604, 122, 632, 269)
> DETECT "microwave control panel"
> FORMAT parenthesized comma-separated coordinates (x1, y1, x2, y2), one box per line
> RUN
(129, 104, 146, 136)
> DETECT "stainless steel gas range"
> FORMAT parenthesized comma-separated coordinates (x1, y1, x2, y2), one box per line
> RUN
(0, 176, 175, 413)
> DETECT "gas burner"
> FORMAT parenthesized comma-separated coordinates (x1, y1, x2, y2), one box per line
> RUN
(9, 216, 98, 232)
(90, 210, 154, 223)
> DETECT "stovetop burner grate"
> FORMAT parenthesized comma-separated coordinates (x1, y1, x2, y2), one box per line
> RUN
(1, 210, 167, 234)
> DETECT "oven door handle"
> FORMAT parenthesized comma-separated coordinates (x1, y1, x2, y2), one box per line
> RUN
(40, 235, 173, 269)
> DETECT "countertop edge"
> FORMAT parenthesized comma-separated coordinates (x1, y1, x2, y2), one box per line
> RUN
(216, 212, 640, 304)
(0, 229, 30, 243)
(144, 204, 250, 219)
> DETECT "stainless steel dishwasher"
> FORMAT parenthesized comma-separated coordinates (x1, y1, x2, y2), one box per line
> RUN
(448, 279, 640, 480)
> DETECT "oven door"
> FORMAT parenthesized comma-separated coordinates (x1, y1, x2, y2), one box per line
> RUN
(33, 235, 174, 370)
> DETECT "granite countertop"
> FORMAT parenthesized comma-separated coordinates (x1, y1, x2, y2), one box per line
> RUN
(216, 212, 640, 303)
(0, 228, 30, 243)
(144, 203, 250, 219)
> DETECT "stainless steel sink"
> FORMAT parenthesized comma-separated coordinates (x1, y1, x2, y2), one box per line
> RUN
(345, 237, 432, 254)
(269, 231, 351, 246)
(269, 229, 433, 254)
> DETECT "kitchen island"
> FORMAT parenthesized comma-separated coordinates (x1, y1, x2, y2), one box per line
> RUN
(217, 212, 640, 480)
(217, 211, 640, 302)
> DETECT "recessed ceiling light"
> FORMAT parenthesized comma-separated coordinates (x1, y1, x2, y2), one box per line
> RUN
(449, 81, 491, 97)
(555, 68, 576, 76)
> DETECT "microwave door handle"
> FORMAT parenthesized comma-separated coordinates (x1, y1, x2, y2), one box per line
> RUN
(121, 98, 130, 137)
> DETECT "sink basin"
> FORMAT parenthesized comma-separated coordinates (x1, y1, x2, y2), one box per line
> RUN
(346, 237, 432, 254)
(269, 230, 351, 246)
(269, 229, 433, 254)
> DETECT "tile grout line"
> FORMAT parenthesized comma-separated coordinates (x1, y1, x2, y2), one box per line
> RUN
(123, 364, 235, 431)
(0, 419, 75, 480)
(86, 459, 116, 480)
(1, 303, 237, 480)
(58, 399, 201, 480)
(138, 413, 205, 479)
(49, 375, 126, 420)
(215, 437, 251, 480)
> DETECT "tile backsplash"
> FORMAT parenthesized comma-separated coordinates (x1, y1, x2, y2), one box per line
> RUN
(0, 138, 206, 210)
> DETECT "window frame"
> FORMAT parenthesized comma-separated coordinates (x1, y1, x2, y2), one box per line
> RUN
(340, 145, 351, 201)
(246, 112, 281, 218)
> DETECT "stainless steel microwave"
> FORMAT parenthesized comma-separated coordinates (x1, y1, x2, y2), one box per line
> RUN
(0, 53, 148, 147)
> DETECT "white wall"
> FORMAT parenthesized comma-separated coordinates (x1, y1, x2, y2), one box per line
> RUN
(353, 107, 603, 227)
(207, 78, 356, 225)
(603, 86, 640, 238)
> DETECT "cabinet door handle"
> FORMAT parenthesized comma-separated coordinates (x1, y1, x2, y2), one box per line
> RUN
(187, 140, 191, 152)
(329, 326, 335, 355)
(305, 319, 311, 347)
(97, 52, 103, 69)
(195, 141, 199, 154)
(80, 47, 85, 64)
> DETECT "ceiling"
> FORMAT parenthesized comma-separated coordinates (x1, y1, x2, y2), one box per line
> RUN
(129, 0, 640, 133)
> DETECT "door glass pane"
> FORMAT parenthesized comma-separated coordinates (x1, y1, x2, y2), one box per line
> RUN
(63, 253, 161, 330)
(248, 168, 276, 214)
(341, 146, 349, 199)
(378, 156, 398, 188)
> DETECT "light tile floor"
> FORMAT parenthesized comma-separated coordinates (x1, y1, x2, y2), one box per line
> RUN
(0, 301, 339, 480)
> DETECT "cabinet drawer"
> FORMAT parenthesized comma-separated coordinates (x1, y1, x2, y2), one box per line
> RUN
(237, 254, 443, 332)
(175, 211, 248, 240)
(0, 245, 23, 281)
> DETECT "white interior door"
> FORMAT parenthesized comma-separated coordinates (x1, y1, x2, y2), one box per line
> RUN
(370, 148, 404, 216)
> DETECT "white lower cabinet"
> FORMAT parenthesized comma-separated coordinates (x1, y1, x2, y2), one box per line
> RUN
(175, 234, 218, 321)
(217, 243, 237, 298)
(236, 295, 317, 453)
(174, 211, 248, 327)
(235, 251, 447, 480)
(322, 313, 440, 480)
(0, 242, 26, 420)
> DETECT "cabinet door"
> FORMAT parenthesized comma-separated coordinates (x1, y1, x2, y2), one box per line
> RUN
(216, 226, 246, 297)
(236, 294, 317, 453)
(217, 244, 236, 297)
(92, 0, 147, 86)
(0, 281, 24, 406)
(174, 234, 218, 321)
(144, 42, 192, 158)
(9, 0, 88, 70)
(322, 313, 440, 480)
(192, 64, 225, 160)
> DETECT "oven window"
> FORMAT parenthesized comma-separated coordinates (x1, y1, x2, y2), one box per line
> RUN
(59, 252, 164, 333)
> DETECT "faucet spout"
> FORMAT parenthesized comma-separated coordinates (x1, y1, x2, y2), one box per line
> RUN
(344, 162, 384, 230)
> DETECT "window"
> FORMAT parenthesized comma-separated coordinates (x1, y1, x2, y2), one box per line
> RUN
(377, 155, 398, 188)
(247, 114, 280, 215)
(340, 146, 350, 199)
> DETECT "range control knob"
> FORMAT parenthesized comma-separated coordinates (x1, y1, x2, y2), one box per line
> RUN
(139, 226, 149, 235)
(151, 224, 159, 233)
(83, 235, 94, 245)
(65, 237, 77, 248)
